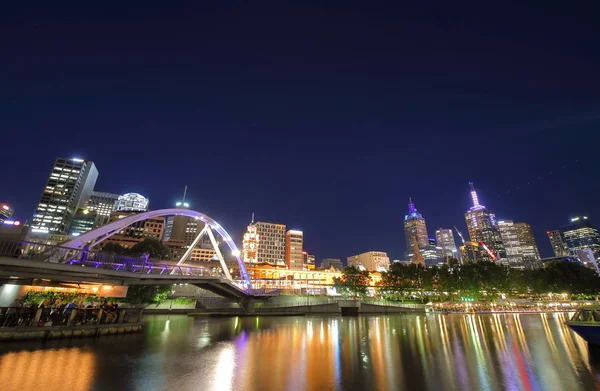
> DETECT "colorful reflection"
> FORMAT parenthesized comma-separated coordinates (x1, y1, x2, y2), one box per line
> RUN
(0, 313, 600, 390)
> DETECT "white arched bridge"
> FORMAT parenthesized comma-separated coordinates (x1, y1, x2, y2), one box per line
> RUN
(0, 208, 267, 302)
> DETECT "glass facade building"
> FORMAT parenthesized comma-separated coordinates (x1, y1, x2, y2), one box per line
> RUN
(31, 158, 98, 234)
(86, 191, 119, 226)
(562, 217, 600, 258)
(113, 193, 149, 212)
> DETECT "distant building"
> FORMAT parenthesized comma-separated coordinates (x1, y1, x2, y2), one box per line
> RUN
(514, 222, 541, 265)
(435, 228, 458, 258)
(285, 230, 304, 270)
(460, 241, 486, 263)
(31, 157, 98, 234)
(404, 198, 429, 250)
(86, 191, 119, 226)
(69, 209, 97, 236)
(242, 221, 286, 265)
(101, 211, 165, 248)
(347, 251, 390, 271)
(320, 258, 343, 270)
(562, 216, 600, 259)
(303, 252, 316, 270)
(113, 193, 149, 212)
(547, 230, 569, 257)
(498, 221, 523, 266)
(464, 182, 506, 263)
(0, 204, 13, 224)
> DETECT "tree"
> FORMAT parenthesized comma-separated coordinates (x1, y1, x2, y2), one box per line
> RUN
(125, 284, 172, 306)
(127, 238, 171, 259)
(102, 242, 128, 255)
(334, 266, 370, 298)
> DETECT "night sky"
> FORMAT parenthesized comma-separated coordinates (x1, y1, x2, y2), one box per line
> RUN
(2, 2, 599, 261)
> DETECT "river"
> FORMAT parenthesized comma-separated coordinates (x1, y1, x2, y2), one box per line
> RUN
(0, 312, 598, 390)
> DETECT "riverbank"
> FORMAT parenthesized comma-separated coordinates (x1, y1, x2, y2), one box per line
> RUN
(0, 322, 143, 341)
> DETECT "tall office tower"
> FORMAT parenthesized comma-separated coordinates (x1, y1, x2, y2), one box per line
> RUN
(0, 204, 13, 224)
(113, 193, 149, 212)
(242, 221, 286, 265)
(547, 229, 569, 257)
(562, 216, 600, 258)
(102, 211, 165, 248)
(464, 183, 507, 263)
(347, 251, 390, 271)
(514, 222, 541, 262)
(285, 230, 304, 270)
(86, 191, 119, 226)
(435, 228, 458, 258)
(498, 221, 523, 266)
(404, 198, 429, 250)
(31, 157, 98, 234)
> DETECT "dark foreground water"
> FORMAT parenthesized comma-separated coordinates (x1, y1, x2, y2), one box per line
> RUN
(0, 312, 599, 390)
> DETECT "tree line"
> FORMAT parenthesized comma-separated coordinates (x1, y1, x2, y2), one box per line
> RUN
(334, 260, 600, 302)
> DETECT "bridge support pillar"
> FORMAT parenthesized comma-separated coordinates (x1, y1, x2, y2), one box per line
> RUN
(240, 298, 256, 314)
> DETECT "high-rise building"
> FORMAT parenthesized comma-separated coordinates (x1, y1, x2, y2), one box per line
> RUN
(85, 191, 119, 226)
(435, 228, 458, 258)
(514, 222, 541, 263)
(242, 221, 286, 265)
(464, 183, 506, 263)
(547, 229, 569, 257)
(498, 221, 523, 266)
(460, 241, 486, 263)
(31, 157, 98, 234)
(0, 204, 13, 224)
(320, 258, 343, 270)
(347, 251, 390, 271)
(113, 193, 149, 212)
(562, 216, 600, 258)
(285, 230, 304, 270)
(303, 252, 316, 270)
(404, 198, 429, 250)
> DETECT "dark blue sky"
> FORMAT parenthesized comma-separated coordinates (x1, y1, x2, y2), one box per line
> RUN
(1, 2, 599, 260)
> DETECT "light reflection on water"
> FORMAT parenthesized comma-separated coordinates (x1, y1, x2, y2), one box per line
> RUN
(0, 312, 599, 391)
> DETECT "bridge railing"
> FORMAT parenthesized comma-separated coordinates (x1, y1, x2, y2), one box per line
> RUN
(0, 239, 227, 279)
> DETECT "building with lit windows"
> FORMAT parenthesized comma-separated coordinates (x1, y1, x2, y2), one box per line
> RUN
(285, 230, 304, 270)
(31, 158, 98, 234)
(69, 209, 97, 236)
(101, 211, 165, 248)
(464, 182, 506, 263)
(303, 252, 316, 270)
(0, 204, 13, 224)
(460, 241, 486, 263)
(435, 228, 458, 258)
(562, 216, 600, 259)
(547, 229, 569, 257)
(404, 198, 429, 250)
(498, 221, 523, 266)
(347, 251, 390, 271)
(85, 191, 119, 226)
(242, 221, 286, 265)
(113, 193, 149, 212)
(514, 222, 541, 264)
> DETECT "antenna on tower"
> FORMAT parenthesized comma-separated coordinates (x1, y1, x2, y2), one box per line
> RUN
(251, 212, 255, 223)
(182, 185, 188, 204)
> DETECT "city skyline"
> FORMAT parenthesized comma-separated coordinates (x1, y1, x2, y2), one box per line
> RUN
(1, 3, 599, 261)
(1, 154, 595, 263)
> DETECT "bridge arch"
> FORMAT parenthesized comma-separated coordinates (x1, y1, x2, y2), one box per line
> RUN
(61, 208, 251, 290)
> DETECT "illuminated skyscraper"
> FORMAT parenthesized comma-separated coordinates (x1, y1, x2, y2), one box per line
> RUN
(0, 204, 13, 224)
(562, 216, 600, 258)
(435, 228, 458, 258)
(285, 230, 304, 270)
(404, 198, 429, 250)
(464, 182, 506, 263)
(31, 157, 98, 234)
(85, 191, 119, 226)
(498, 221, 523, 266)
(514, 222, 541, 262)
(547, 229, 569, 257)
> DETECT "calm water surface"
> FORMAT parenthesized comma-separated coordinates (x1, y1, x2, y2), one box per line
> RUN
(0, 313, 599, 391)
